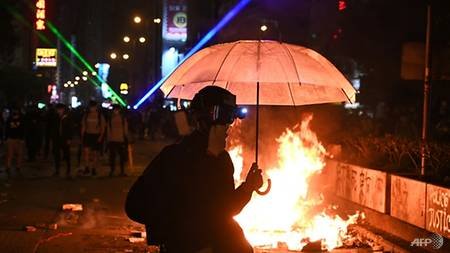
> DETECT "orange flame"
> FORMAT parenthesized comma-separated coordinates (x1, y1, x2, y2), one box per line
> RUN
(228, 114, 361, 251)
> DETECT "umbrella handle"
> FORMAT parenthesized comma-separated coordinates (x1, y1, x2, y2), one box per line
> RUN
(256, 178, 271, 195)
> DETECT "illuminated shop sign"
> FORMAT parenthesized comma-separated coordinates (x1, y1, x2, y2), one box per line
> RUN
(36, 48, 57, 67)
(36, 0, 46, 30)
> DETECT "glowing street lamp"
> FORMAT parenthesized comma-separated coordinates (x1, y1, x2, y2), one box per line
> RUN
(82, 71, 88, 76)
(153, 18, 161, 24)
(110, 52, 117, 59)
(123, 36, 131, 43)
(133, 16, 142, 24)
(139, 37, 146, 43)
(64, 83, 68, 88)
(74, 81, 79, 85)
(82, 76, 88, 81)
(123, 54, 130, 60)
(70, 83, 74, 88)
(92, 71, 97, 76)
(75, 76, 80, 81)
(260, 25, 268, 32)
(67, 81, 72, 84)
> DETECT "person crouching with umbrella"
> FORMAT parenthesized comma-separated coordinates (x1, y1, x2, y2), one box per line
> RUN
(126, 86, 263, 253)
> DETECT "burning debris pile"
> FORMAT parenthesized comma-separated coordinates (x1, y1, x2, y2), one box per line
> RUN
(227, 115, 364, 251)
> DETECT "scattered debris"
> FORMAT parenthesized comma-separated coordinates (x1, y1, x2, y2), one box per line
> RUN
(130, 231, 146, 238)
(301, 240, 322, 252)
(36, 223, 58, 230)
(128, 237, 145, 243)
(48, 223, 58, 230)
(24, 225, 37, 232)
(62, 203, 83, 211)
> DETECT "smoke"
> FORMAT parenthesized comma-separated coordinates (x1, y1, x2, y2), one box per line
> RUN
(56, 199, 106, 229)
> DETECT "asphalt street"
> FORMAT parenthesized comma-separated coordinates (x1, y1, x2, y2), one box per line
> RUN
(0, 139, 170, 253)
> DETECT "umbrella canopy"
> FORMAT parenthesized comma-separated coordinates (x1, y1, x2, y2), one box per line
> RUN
(161, 40, 356, 105)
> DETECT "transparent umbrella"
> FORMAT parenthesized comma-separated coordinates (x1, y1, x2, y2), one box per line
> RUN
(161, 40, 357, 195)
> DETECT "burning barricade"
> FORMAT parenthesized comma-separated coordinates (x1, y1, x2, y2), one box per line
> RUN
(227, 115, 364, 251)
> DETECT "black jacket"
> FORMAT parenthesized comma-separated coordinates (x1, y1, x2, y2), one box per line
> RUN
(126, 131, 253, 253)
(5, 115, 25, 140)
(51, 114, 73, 143)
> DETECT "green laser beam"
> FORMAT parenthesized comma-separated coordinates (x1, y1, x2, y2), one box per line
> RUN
(46, 21, 127, 106)
(4, 1, 127, 106)
(4, 3, 101, 95)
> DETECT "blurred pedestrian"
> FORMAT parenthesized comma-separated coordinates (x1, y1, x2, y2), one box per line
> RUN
(24, 105, 41, 162)
(0, 108, 8, 144)
(81, 101, 105, 176)
(51, 104, 72, 178)
(4, 108, 25, 178)
(107, 104, 128, 177)
(43, 104, 56, 160)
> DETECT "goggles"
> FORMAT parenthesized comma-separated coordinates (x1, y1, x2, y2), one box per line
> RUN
(210, 105, 248, 125)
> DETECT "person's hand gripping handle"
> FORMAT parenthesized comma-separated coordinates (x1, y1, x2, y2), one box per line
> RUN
(245, 162, 271, 195)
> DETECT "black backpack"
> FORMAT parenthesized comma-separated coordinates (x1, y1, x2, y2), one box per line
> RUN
(125, 143, 183, 244)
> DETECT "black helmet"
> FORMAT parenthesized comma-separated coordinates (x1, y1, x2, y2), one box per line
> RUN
(190, 86, 247, 125)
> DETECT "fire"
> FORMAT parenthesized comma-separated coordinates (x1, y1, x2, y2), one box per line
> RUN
(228, 114, 361, 251)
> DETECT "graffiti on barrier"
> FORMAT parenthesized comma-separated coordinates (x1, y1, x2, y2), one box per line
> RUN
(390, 175, 426, 228)
(335, 162, 386, 213)
(426, 184, 450, 238)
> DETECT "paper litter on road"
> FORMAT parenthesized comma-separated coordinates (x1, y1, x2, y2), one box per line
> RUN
(130, 231, 146, 238)
(62, 203, 83, 211)
(24, 226, 37, 232)
(128, 237, 145, 243)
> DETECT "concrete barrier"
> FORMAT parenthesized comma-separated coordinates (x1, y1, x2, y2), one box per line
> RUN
(426, 184, 450, 238)
(334, 162, 387, 213)
(390, 175, 426, 229)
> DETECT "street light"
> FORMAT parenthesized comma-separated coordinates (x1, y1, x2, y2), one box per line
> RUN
(153, 18, 161, 24)
(134, 16, 142, 24)
(92, 71, 97, 76)
(123, 36, 131, 43)
(75, 76, 80, 81)
(82, 71, 88, 76)
(260, 25, 268, 32)
(64, 83, 68, 88)
(74, 81, 79, 85)
(139, 37, 146, 43)
(82, 76, 88, 81)
(123, 54, 130, 60)
(110, 52, 117, 59)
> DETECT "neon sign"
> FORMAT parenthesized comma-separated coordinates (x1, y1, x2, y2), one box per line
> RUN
(36, 0, 46, 30)
(36, 48, 57, 67)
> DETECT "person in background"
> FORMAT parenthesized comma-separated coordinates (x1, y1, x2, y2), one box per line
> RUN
(43, 104, 56, 160)
(107, 104, 128, 177)
(24, 105, 41, 162)
(0, 108, 8, 144)
(51, 104, 73, 178)
(4, 108, 25, 178)
(81, 101, 105, 176)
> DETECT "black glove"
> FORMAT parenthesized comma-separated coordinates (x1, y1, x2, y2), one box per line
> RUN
(245, 163, 263, 191)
